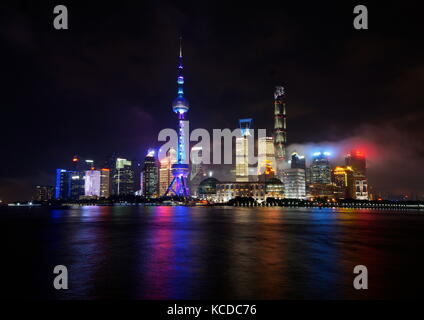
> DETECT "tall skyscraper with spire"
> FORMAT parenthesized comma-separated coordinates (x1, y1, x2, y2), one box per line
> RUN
(274, 86, 287, 180)
(165, 37, 190, 197)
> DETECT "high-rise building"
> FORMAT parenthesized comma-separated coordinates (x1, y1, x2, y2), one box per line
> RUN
(189, 146, 205, 197)
(159, 147, 177, 196)
(310, 152, 332, 184)
(290, 152, 306, 169)
(56, 157, 104, 200)
(345, 150, 369, 200)
(55, 169, 70, 199)
(332, 166, 355, 199)
(274, 86, 287, 180)
(100, 168, 110, 198)
(166, 37, 190, 197)
(142, 150, 159, 198)
(236, 118, 252, 182)
(34, 185, 54, 202)
(283, 168, 306, 199)
(285, 152, 307, 199)
(84, 170, 101, 197)
(112, 158, 135, 196)
(190, 146, 203, 180)
(257, 136, 276, 178)
(345, 150, 366, 176)
(69, 171, 85, 200)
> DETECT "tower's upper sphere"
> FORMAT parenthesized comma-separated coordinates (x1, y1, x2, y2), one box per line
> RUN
(172, 96, 189, 114)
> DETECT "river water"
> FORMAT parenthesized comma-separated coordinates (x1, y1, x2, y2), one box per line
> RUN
(1, 206, 423, 299)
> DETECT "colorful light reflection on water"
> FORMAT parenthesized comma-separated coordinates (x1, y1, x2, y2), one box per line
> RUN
(1, 206, 424, 299)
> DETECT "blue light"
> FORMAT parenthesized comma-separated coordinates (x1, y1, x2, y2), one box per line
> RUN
(55, 169, 66, 199)
(323, 152, 331, 156)
(313, 152, 321, 157)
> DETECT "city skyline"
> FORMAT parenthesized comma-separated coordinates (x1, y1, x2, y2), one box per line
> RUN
(2, 1, 424, 307)
(1, 2, 423, 202)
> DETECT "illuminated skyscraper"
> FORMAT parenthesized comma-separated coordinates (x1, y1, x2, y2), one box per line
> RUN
(55, 156, 87, 200)
(274, 86, 287, 180)
(100, 168, 110, 198)
(257, 136, 276, 176)
(142, 150, 159, 198)
(165, 38, 190, 197)
(283, 152, 307, 199)
(345, 150, 366, 176)
(55, 169, 70, 199)
(283, 168, 306, 199)
(84, 170, 101, 197)
(310, 152, 332, 184)
(345, 150, 369, 200)
(69, 171, 85, 200)
(113, 158, 135, 196)
(236, 118, 252, 182)
(159, 147, 177, 196)
(332, 166, 355, 199)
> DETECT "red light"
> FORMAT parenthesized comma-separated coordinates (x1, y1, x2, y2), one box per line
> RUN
(101, 168, 110, 172)
(351, 149, 365, 158)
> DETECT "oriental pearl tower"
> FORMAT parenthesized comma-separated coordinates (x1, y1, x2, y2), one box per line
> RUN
(164, 37, 190, 197)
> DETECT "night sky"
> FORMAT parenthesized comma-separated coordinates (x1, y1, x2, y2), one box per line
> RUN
(1, 1, 423, 201)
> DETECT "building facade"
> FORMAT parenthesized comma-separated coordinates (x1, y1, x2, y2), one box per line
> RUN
(283, 168, 306, 199)
(69, 171, 85, 200)
(142, 151, 159, 198)
(159, 147, 177, 196)
(198, 177, 220, 201)
(257, 136, 276, 178)
(274, 86, 287, 180)
(55, 169, 70, 199)
(34, 185, 54, 202)
(112, 158, 135, 196)
(332, 166, 355, 199)
(216, 182, 266, 203)
(100, 168, 110, 198)
(310, 152, 332, 184)
(84, 170, 101, 197)
(235, 119, 252, 182)
(189, 146, 205, 197)
(355, 179, 369, 200)
(345, 150, 369, 200)
(290, 152, 306, 169)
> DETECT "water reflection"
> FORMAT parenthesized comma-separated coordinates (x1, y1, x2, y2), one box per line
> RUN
(140, 206, 202, 299)
(1, 206, 423, 299)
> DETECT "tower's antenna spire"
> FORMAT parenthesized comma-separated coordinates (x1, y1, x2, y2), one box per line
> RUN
(179, 36, 183, 58)
(177, 36, 184, 97)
